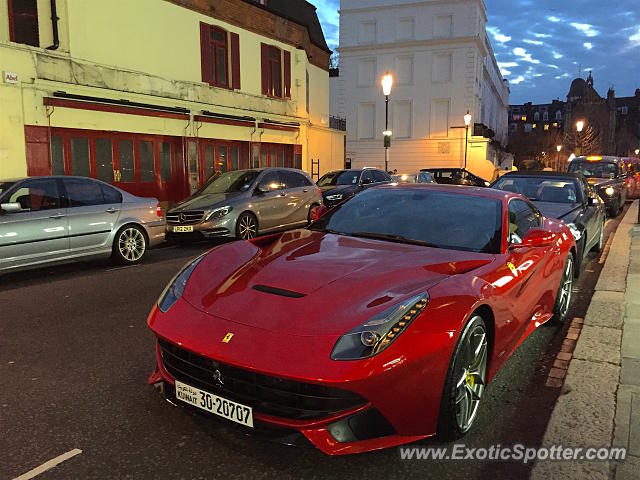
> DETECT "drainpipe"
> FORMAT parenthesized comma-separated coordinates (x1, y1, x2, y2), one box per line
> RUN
(46, 0, 60, 50)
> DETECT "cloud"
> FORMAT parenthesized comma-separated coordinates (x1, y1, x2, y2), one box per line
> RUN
(511, 76, 525, 84)
(584, 42, 593, 50)
(513, 47, 540, 64)
(548, 16, 562, 23)
(523, 39, 544, 45)
(497, 61, 518, 76)
(570, 22, 600, 37)
(533, 33, 552, 38)
(631, 28, 640, 47)
(487, 26, 511, 44)
(552, 51, 564, 59)
(555, 73, 571, 79)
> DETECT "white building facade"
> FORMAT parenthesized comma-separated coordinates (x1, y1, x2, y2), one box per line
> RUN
(330, 0, 510, 180)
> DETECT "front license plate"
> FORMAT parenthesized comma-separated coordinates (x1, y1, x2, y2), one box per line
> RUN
(174, 380, 254, 428)
(173, 226, 194, 233)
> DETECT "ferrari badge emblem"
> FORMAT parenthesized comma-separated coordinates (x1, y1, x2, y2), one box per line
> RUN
(507, 262, 518, 276)
(222, 332, 234, 343)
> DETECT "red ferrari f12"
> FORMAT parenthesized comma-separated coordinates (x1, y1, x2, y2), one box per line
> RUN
(148, 184, 576, 455)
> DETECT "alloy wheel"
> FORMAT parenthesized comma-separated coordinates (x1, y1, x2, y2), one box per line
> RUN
(454, 319, 488, 432)
(557, 256, 574, 318)
(238, 214, 257, 240)
(118, 227, 146, 262)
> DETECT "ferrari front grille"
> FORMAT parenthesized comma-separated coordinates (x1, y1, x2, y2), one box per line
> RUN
(158, 338, 366, 420)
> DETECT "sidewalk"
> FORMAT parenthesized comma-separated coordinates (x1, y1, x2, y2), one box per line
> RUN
(531, 200, 639, 480)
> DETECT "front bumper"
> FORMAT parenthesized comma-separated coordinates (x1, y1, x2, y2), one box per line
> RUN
(166, 216, 235, 240)
(147, 301, 454, 455)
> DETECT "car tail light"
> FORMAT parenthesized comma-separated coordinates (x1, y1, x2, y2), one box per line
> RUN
(310, 204, 329, 222)
(156, 203, 163, 218)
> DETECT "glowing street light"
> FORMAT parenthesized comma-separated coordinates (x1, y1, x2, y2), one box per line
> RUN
(576, 120, 584, 133)
(556, 145, 562, 171)
(463, 111, 472, 169)
(381, 72, 394, 172)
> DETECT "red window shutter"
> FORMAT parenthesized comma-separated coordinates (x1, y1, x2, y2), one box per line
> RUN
(230, 32, 241, 90)
(261, 43, 269, 95)
(200, 22, 212, 84)
(283, 50, 291, 98)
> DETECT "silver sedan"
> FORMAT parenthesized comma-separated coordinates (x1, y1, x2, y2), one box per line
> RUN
(0, 176, 165, 273)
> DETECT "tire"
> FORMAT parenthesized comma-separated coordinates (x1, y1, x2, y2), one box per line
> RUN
(591, 218, 605, 253)
(235, 212, 258, 240)
(112, 224, 148, 265)
(552, 252, 575, 322)
(437, 315, 489, 441)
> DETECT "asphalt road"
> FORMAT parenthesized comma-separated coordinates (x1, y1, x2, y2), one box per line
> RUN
(0, 209, 626, 480)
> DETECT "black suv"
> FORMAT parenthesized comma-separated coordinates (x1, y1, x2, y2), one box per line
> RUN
(568, 156, 628, 217)
(317, 168, 392, 207)
(419, 168, 491, 187)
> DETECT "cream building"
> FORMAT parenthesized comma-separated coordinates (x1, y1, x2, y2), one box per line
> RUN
(0, 0, 345, 204)
(330, 0, 510, 180)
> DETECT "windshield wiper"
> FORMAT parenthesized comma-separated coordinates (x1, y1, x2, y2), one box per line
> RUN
(349, 231, 438, 247)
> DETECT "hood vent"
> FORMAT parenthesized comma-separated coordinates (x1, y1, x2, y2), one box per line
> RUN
(252, 285, 306, 298)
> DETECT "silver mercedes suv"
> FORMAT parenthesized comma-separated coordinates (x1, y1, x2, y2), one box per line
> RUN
(166, 168, 322, 241)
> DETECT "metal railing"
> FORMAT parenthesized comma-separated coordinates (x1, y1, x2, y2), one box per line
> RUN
(329, 116, 346, 131)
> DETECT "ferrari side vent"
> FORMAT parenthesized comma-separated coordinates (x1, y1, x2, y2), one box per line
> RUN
(252, 285, 306, 298)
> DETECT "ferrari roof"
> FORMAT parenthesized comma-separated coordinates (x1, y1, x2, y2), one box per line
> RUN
(374, 182, 517, 202)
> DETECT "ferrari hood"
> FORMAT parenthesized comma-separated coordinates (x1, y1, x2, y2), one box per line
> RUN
(182, 230, 494, 336)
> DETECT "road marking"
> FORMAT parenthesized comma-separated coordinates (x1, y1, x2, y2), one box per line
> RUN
(13, 449, 82, 480)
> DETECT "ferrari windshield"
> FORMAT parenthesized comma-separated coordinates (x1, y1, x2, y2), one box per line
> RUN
(492, 176, 581, 204)
(310, 188, 502, 253)
(568, 160, 618, 179)
(199, 170, 260, 194)
(317, 171, 361, 186)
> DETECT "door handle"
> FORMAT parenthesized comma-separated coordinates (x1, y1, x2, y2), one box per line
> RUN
(302, 189, 309, 193)
(105, 207, 119, 214)
(49, 214, 65, 219)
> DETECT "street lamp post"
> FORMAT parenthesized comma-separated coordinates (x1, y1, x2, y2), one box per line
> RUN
(636, 148, 640, 157)
(556, 145, 562, 171)
(464, 111, 472, 170)
(576, 120, 585, 156)
(381, 73, 393, 173)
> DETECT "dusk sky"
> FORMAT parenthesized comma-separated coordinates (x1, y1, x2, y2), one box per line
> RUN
(308, 0, 640, 104)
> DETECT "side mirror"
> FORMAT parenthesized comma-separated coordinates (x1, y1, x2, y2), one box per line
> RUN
(588, 196, 600, 206)
(309, 204, 329, 223)
(0, 202, 22, 213)
(512, 229, 557, 249)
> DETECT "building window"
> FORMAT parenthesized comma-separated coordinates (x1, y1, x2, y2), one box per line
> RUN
(394, 100, 412, 138)
(200, 23, 240, 89)
(555, 110, 562, 120)
(357, 103, 376, 139)
(534, 112, 540, 122)
(8, 0, 39, 47)
(433, 53, 452, 83)
(358, 20, 376, 44)
(543, 112, 549, 121)
(261, 44, 291, 98)
(358, 58, 376, 86)
(434, 14, 453, 38)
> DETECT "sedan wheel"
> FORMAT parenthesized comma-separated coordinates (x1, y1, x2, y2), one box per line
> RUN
(236, 213, 258, 240)
(438, 315, 488, 440)
(113, 225, 147, 264)
(553, 253, 574, 322)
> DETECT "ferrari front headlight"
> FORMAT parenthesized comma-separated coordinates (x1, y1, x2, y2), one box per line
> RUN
(157, 254, 206, 312)
(330, 293, 429, 360)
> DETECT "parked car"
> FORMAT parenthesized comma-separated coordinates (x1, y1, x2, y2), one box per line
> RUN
(147, 183, 576, 454)
(567, 156, 628, 217)
(0, 176, 165, 273)
(420, 168, 491, 187)
(491, 171, 606, 275)
(392, 172, 435, 184)
(622, 157, 640, 199)
(166, 168, 322, 242)
(317, 168, 392, 207)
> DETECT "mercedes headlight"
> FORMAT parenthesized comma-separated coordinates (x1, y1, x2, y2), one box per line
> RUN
(205, 205, 232, 221)
(566, 223, 582, 241)
(157, 254, 206, 312)
(605, 186, 615, 196)
(326, 194, 343, 201)
(331, 293, 429, 360)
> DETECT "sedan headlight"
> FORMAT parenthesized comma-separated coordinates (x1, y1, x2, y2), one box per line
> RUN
(605, 186, 616, 196)
(566, 223, 582, 241)
(331, 293, 429, 360)
(205, 205, 232, 221)
(326, 194, 343, 201)
(157, 255, 206, 312)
